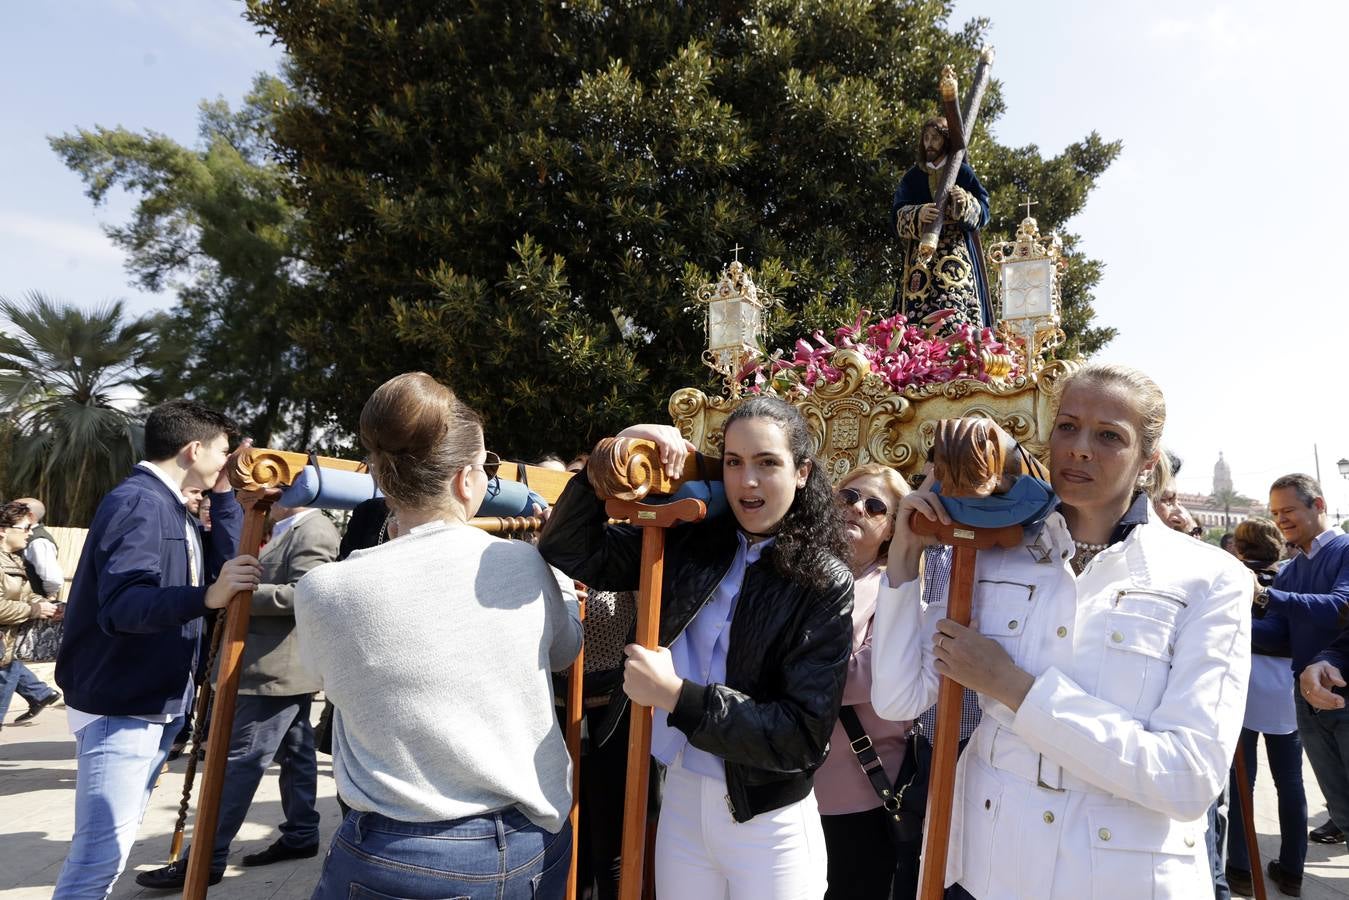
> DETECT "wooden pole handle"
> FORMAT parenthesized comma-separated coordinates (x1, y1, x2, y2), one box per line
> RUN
(183, 488, 279, 899)
(565, 592, 588, 900)
(908, 510, 1022, 899)
(917, 542, 977, 899)
(1233, 735, 1268, 900)
(605, 496, 706, 900)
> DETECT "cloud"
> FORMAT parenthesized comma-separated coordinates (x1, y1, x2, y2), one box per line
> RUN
(0, 212, 125, 264)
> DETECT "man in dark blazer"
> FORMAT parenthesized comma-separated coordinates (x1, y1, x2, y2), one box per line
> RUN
(137, 504, 340, 888)
(53, 400, 261, 898)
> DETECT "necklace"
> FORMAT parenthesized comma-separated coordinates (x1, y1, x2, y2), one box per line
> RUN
(1069, 539, 1107, 576)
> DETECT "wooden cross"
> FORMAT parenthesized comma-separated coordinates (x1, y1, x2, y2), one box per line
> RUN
(1021, 194, 1038, 219)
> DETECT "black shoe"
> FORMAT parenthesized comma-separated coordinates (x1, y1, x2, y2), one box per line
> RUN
(134, 859, 224, 890)
(1309, 819, 1344, 843)
(14, 691, 59, 723)
(1225, 865, 1253, 897)
(241, 838, 320, 867)
(1267, 860, 1303, 897)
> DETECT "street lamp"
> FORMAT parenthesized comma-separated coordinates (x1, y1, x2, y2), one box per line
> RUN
(699, 252, 772, 398)
(987, 211, 1066, 373)
(1338, 458, 1349, 479)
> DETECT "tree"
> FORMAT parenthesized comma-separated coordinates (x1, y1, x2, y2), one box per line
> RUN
(50, 75, 321, 448)
(243, 0, 1119, 457)
(1210, 486, 1254, 530)
(0, 293, 163, 526)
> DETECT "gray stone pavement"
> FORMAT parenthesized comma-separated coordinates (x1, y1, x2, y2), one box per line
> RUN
(3, 661, 1349, 898)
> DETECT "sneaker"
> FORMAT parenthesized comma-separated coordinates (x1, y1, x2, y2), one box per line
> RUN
(1309, 820, 1344, 844)
(1266, 860, 1303, 897)
(133, 859, 223, 890)
(14, 691, 60, 723)
(1225, 865, 1253, 897)
(241, 838, 320, 867)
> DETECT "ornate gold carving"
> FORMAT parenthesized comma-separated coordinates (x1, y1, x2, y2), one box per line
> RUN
(229, 448, 305, 492)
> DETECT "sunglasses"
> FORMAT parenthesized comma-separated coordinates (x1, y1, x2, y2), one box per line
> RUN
(837, 487, 889, 517)
(479, 450, 500, 480)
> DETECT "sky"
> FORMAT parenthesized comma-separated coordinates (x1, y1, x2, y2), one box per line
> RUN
(3, 1, 1345, 511)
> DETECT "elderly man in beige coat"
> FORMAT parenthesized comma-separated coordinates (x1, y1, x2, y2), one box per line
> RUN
(137, 506, 340, 889)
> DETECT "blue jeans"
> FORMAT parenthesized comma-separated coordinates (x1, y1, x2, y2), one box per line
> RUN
(0, 658, 58, 720)
(190, 693, 319, 869)
(1207, 787, 1231, 899)
(311, 808, 572, 900)
(1297, 697, 1349, 838)
(53, 714, 182, 898)
(1227, 728, 1307, 877)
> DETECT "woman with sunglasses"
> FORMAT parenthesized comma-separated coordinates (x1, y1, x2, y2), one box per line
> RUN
(540, 397, 853, 899)
(811, 465, 915, 899)
(870, 363, 1251, 899)
(294, 372, 582, 900)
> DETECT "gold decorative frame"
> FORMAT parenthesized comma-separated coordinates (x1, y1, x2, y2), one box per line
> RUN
(670, 351, 1078, 486)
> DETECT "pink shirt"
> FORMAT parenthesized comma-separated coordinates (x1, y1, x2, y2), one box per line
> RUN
(814, 564, 911, 815)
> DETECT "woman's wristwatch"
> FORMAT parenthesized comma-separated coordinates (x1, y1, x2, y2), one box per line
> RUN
(1254, 586, 1271, 608)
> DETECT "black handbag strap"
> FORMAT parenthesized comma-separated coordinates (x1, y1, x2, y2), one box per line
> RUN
(838, 706, 902, 817)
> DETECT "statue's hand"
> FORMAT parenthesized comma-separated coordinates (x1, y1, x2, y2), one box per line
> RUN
(946, 186, 971, 216)
(918, 203, 939, 226)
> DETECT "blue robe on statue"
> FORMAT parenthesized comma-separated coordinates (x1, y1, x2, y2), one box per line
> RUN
(890, 160, 992, 329)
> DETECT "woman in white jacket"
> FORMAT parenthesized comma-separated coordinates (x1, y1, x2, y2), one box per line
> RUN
(870, 363, 1251, 899)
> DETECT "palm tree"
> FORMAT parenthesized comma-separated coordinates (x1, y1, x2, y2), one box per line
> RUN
(0, 292, 171, 525)
(1210, 486, 1252, 531)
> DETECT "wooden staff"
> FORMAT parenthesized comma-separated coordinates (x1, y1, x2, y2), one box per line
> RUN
(565, 588, 588, 900)
(184, 486, 280, 899)
(586, 434, 719, 900)
(167, 612, 227, 861)
(606, 494, 706, 900)
(909, 515, 1024, 900)
(1233, 734, 1268, 900)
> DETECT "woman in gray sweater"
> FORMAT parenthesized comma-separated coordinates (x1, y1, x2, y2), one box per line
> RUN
(295, 372, 582, 900)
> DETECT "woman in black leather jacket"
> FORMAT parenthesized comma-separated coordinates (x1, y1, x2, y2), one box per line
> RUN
(540, 397, 854, 899)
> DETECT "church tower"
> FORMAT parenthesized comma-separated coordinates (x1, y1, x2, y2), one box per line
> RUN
(1214, 452, 1233, 495)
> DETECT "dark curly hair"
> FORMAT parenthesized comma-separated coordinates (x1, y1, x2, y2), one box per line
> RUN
(723, 397, 848, 590)
(0, 501, 31, 529)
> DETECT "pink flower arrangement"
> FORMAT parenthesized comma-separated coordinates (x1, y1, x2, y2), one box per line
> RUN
(741, 309, 1021, 396)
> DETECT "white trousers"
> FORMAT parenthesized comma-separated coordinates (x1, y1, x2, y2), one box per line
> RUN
(655, 761, 828, 900)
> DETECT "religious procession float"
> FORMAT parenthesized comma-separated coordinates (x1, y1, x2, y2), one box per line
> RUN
(173, 53, 1084, 900)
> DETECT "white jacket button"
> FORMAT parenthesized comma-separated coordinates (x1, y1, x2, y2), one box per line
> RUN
(1098, 827, 1111, 842)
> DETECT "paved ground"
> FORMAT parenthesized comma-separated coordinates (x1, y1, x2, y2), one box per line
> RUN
(3, 661, 1349, 898)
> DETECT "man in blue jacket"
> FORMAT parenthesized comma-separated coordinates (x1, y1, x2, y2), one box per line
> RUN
(1256, 473, 1349, 888)
(53, 400, 262, 898)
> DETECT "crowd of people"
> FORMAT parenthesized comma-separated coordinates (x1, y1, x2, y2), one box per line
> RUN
(4, 363, 1349, 900)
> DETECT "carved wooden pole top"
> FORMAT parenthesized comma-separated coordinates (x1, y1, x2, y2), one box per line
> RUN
(227, 447, 367, 492)
(587, 437, 723, 502)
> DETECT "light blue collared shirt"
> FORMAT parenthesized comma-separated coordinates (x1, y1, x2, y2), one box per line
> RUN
(1301, 525, 1343, 561)
(652, 532, 769, 778)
